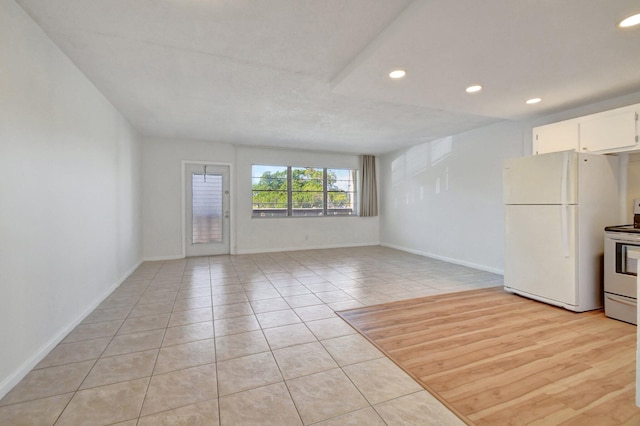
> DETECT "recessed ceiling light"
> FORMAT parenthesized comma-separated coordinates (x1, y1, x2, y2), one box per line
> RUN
(619, 13, 640, 28)
(466, 85, 482, 93)
(526, 98, 542, 105)
(389, 70, 406, 79)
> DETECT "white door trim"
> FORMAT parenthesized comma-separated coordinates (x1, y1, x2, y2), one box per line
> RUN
(181, 160, 235, 257)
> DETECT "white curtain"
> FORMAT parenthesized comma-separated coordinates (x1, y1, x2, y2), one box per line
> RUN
(360, 155, 378, 217)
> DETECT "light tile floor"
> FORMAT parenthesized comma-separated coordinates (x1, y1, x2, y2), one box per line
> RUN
(0, 246, 502, 425)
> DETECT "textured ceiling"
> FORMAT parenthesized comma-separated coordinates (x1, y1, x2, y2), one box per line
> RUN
(15, 0, 640, 154)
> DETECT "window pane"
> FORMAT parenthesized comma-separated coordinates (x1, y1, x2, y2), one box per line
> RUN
(291, 167, 324, 216)
(292, 191, 323, 216)
(291, 167, 323, 190)
(252, 191, 288, 217)
(252, 165, 288, 217)
(192, 174, 222, 243)
(291, 192, 323, 208)
(252, 165, 287, 187)
(327, 168, 356, 215)
(327, 193, 354, 215)
(327, 168, 354, 192)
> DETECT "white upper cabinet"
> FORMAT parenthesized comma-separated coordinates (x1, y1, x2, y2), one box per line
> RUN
(579, 105, 638, 154)
(533, 103, 639, 155)
(532, 119, 579, 155)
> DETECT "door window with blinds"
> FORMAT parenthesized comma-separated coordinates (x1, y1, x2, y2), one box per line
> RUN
(191, 173, 223, 243)
(185, 164, 230, 257)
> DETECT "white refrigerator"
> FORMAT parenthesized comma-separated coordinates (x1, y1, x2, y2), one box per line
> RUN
(503, 150, 619, 312)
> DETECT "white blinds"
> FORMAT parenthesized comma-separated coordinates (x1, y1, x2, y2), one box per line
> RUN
(192, 173, 223, 244)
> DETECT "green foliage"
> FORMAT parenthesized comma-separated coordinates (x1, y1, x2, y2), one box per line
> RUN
(252, 170, 287, 208)
(291, 168, 322, 208)
(252, 168, 350, 210)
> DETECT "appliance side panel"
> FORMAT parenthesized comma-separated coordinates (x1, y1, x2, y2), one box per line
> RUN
(504, 150, 577, 205)
(577, 153, 620, 310)
(504, 204, 577, 306)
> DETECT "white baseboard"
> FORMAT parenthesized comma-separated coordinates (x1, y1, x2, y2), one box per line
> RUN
(380, 242, 504, 275)
(144, 244, 381, 259)
(143, 255, 184, 261)
(0, 259, 143, 400)
(235, 241, 380, 255)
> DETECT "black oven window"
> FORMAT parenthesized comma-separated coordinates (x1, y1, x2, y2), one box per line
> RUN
(616, 242, 639, 276)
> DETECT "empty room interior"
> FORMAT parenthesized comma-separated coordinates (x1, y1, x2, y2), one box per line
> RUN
(3, 0, 640, 425)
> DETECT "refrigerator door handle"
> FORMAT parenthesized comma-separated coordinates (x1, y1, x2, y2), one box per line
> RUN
(560, 151, 570, 258)
(561, 205, 570, 258)
(561, 151, 569, 206)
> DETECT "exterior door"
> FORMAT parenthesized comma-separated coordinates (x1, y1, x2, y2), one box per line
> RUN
(185, 164, 230, 257)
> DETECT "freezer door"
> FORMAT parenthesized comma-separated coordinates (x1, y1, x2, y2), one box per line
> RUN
(504, 151, 577, 205)
(504, 204, 577, 307)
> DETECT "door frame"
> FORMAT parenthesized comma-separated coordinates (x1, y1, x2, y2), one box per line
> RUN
(181, 160, 235, 257)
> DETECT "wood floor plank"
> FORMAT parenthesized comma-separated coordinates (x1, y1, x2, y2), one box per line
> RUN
(337, 287, 640, 425)
(475, 393, 568, 426)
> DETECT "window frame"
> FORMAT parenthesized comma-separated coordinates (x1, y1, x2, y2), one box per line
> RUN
(252, 165, 357, 218)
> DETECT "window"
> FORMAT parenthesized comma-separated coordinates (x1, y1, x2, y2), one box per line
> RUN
(252, 165, 357, 218)
(251, 165, 288, 217)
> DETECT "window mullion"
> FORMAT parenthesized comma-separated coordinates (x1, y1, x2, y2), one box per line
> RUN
(287, 166, 292, 216)
(323, 168, 328, 216)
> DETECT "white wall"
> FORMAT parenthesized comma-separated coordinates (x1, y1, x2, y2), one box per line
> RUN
(379, 92, 640, 274)
(379, 122, 524, 273)
(0, 0, 143, 398)
(142, 138, 379, 258)
(142, 137, 236, 259)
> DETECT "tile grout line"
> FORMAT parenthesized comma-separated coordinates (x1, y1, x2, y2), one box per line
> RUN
(53, 265, 163, 425)
(135, 260, 184, 423)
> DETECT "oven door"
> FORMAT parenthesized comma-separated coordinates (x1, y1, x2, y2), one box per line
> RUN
(605, 233, 640, 299)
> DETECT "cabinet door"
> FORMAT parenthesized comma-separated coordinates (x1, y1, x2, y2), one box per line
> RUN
(580, 106, 638, 153)
(532, 120, 579, 155)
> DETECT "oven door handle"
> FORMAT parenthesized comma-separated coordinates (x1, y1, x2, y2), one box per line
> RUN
(607, 236, 640, 243)
(606, 294, 637, 307)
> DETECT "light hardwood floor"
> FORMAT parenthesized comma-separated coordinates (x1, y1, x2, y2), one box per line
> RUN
(338, 287, 640, 426)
